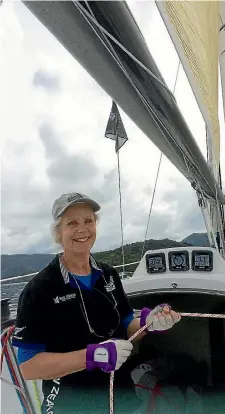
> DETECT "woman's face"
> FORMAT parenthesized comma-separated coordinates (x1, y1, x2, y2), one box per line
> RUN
(58, 203, 97, 254)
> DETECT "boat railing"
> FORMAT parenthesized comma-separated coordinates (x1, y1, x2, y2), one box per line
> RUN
(0, 261, 140, 284)
(1, 272, 39, 284)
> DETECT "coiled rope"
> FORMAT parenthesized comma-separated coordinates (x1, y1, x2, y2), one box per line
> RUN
(1, 326, 41, 414)
(109, 311, 225, 414)
(1, 326, 32, 414)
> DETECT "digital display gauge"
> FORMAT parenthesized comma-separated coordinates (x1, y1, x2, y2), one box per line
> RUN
(146, 253, 166, 273)
(169, 251, 189, 271)
(192, 250, 213, 271)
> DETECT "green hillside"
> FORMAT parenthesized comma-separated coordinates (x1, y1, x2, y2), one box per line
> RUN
(1, 238, 191, 280)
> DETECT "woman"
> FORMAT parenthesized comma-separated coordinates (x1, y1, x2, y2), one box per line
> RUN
(12, 192, 181, 413)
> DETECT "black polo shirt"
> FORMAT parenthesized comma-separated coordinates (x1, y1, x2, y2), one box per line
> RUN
(12, 255, 134, 391)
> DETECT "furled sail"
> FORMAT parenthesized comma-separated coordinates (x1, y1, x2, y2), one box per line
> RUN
(23, 1, 225, 207)
(156, 0, 221, 181)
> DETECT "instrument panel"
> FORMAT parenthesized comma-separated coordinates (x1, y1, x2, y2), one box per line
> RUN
(192, 250, 213, 271)
(145, 250, 213, 273)
(146, 253, 166, 273)
(168, 250, 189, 271)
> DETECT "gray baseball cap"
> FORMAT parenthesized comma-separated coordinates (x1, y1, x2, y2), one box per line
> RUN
(52, 192, 101, 219)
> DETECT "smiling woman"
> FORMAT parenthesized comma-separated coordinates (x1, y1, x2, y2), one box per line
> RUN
(52, 197, 99, 259)
(12, 191, 181, 413)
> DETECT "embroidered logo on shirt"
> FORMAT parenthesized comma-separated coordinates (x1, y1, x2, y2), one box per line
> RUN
(14, 326, 25, 335)
(14, 326, 26, 339)
(53, 293, 76, 304)
(104, 276, 116, 292)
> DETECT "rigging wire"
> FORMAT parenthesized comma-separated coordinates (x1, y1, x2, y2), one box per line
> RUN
(117, 150, 125, 274)
(73, 1, 225, 260)
(73, 1, 223, 205)
(74, 2, 176, 99)
(83, 2, 127, 271)
(140, 152, 162, 259)
(140, 61, 181, 259)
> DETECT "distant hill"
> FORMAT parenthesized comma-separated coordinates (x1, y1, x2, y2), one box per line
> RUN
(182, 233, 209, 247)
(1, 254, 55, 280)
(1, 238, 191, 280)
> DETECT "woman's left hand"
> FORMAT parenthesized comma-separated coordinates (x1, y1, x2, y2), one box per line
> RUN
(140, 304, 181, 332)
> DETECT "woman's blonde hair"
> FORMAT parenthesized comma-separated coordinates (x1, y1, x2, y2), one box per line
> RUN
(51, 212, 99, 245)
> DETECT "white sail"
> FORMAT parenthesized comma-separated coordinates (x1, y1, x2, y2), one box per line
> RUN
(156, 1, 221, 181)
(156, 0, 225, 256)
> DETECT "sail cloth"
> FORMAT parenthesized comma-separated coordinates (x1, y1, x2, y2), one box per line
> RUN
(105, 101, 128, 153)
(220, 1, 225, 123)
(23, 1, 225, 205)
(156, 1, 221, 181)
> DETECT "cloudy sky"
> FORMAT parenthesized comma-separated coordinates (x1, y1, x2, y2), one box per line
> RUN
(1, 1, 225, 255)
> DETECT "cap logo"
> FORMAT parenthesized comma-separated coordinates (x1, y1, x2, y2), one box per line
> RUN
(68, 193, 83, 203)
(53, 206, 63, 217)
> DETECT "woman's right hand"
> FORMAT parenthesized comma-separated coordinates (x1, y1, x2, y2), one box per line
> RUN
(86, 339, 133, 373)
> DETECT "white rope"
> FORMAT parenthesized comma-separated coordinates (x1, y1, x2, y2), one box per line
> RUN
(1, 327, 36, 414)
(179, 312, 225, 318)
(0, 377, 27, 396)
(140, 61, 181, 259)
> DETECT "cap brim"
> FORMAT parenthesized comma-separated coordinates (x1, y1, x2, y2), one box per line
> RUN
(55, 198, 100, 219)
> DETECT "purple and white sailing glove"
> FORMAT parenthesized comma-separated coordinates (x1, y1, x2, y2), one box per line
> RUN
(86, 339, 133, 373)
(140, 304, 181, 332)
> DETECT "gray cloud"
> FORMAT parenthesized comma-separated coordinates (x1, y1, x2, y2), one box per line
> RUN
(171, 202, 205, 241)
(24, 233, 55, 254)
(1, 115, 207, 255)
(96, 170, 120, 204)
(159, 180, 206, 240)
(1, 119, 130, 254)
(1, 156, 206, 256)
(2, 1, 217, 256)
(47, 154, 99, 187)
(38, 121, 64, 159)
(38, 120, 100, 190)
(32, 69, 60, 92)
